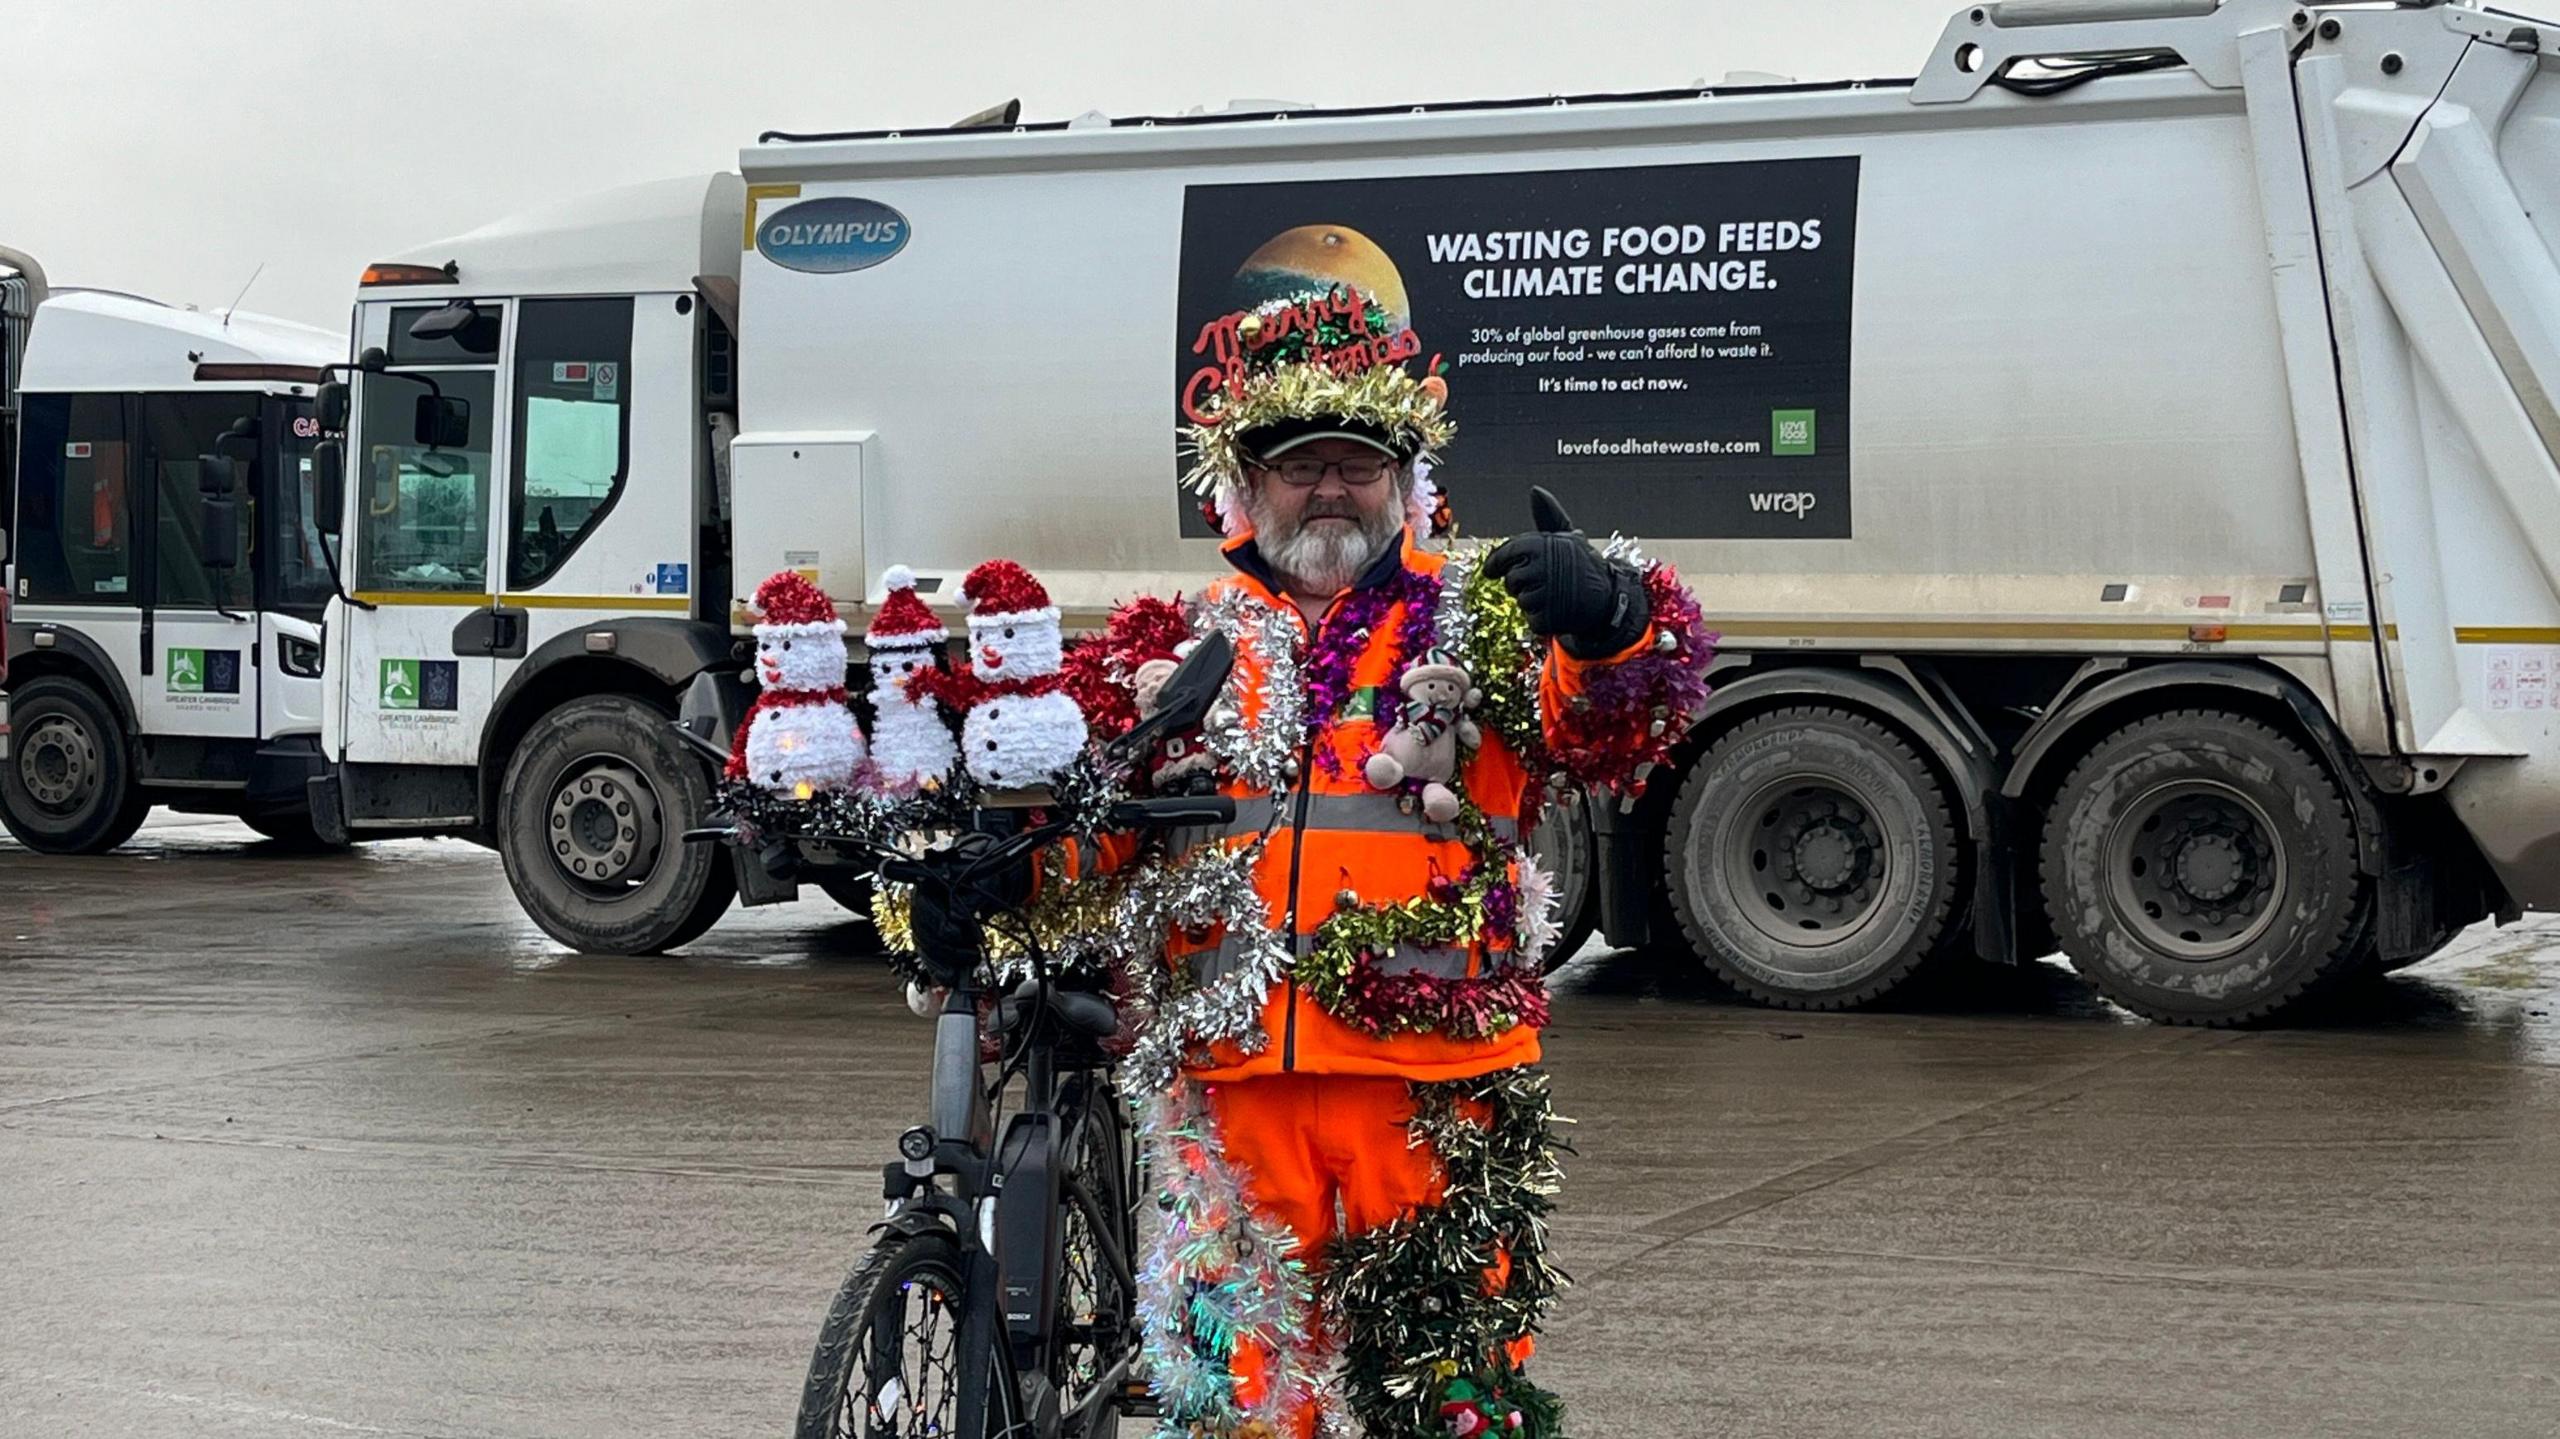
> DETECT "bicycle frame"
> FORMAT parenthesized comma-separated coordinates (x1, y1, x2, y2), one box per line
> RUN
(880, 909, 1142, 1439)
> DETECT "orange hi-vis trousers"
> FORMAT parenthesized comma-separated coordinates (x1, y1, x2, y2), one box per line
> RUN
(1201, 1073, 1530, 1439)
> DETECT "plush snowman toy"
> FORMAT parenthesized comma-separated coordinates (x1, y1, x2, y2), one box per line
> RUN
(924, 559, 1088, 789)
(863, 565, 958, 792)
(726, 570, 865, 797)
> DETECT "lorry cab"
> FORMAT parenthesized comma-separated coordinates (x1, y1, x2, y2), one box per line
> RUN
(312, 175, 750, 949)
(1, 289, 343, 851)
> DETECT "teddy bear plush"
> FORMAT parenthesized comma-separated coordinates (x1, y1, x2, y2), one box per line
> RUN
(1130, 655, 1224, 796)
(1362, 651, 1482, 822)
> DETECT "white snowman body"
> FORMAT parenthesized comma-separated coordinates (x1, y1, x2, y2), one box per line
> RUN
(868, 645, 957, 789)
(742, 617, 863, 794)
(962, 687, 1088, 789)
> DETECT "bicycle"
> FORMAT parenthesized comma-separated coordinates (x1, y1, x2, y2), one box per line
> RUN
(736, 637, 1235, 1439)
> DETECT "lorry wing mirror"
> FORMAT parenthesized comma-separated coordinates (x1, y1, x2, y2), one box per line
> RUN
(415, 393, 471, 450)
(406, 299, 480, 343)
(196, 451, 240, 497)
(316, 379, 349, 431)
(312, 439, 345, 535)
(199, 496, 241, 571)
(215, 415, 260, 464)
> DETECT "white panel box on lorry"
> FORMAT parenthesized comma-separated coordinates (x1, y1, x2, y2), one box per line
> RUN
(729, 431, 872, 621)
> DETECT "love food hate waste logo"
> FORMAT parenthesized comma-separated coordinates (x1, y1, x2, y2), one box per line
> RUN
(1771, 409, 1817, 457)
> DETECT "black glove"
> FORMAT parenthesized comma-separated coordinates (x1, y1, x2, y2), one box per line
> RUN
(1483, 486, 1650, 660)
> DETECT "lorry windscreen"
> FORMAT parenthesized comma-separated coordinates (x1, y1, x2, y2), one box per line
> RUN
(352, 369, 496, 594)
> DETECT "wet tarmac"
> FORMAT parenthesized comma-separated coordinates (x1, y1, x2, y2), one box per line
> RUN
(4, 810, 2557, 1437)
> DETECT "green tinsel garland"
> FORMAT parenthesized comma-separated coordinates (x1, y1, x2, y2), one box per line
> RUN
(1442, 553, 1544, 761)
(1327, 1068, 1573, 1439)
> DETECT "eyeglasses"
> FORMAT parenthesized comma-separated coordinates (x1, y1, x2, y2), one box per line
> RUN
(1253, 456, 1398, 488)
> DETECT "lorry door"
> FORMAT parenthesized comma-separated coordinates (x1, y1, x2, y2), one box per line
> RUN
(259, 396, 332, 738)
(131, 391, 264, 754)
(10, 392, 145, 697)
(337, 301, 508, 772)
(491, 295, 695, 677)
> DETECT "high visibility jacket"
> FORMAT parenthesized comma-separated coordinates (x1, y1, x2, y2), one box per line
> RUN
(1141, 528, 1645, 1085)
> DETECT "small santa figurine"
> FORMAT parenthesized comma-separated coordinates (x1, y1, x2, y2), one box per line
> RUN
(911, 559, 1088, 789)
(727, 570, 865, 798)
(864, 565, 958, 792)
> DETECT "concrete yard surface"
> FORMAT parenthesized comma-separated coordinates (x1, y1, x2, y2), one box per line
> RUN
(3, 811, 2557, 1436)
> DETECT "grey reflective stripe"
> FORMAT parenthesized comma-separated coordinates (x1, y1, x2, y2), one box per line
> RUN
(1177, 790, 1521, 845)
(1188, 928, 1307, 986)
(1370, 944, 1474, 979)
(1188, 934, 1477, 985)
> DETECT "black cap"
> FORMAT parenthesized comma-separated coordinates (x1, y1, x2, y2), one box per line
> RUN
(1238, 415, 1412, 465)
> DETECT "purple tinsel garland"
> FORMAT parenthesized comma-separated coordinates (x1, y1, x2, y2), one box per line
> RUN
(1302, 567, 1443, 773)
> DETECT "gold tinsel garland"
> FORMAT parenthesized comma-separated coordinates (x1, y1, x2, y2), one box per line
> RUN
(1182, 361, 1456, 499)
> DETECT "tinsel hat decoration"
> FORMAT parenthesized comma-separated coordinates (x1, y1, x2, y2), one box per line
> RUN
(865, 564, 947, 649)
(1180, 283, 1456, 537)
(748, 569, 843, 637)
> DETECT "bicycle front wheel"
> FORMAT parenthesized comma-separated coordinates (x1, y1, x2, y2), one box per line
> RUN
(795, 1229, 976, 1439)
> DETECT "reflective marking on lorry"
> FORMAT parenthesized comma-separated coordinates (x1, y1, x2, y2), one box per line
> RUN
(350, 592, 693, 612)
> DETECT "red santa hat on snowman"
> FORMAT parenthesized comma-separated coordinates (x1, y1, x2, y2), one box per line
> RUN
(959, 559, 1065, 682)
(864, 565, 948, 651)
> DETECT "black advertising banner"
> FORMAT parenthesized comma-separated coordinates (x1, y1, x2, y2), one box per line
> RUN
(1174, 156, 1858, 539)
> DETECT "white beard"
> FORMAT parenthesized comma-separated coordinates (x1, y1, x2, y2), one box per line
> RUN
(1249, 483, 1406, 594)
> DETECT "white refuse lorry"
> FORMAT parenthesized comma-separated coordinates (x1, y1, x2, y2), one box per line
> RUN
(314, 0, 2560, 1023)
(2, 274, 346, 850)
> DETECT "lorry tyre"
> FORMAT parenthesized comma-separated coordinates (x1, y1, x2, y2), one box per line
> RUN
(811, 873, 885, 951)
(1526, 793, 1600, 972)
(499, 695, 736, 954)
(1663, 706, 1961, 1009)
(0, 676, 150, 855)
(2039, 710, 2370, 1025)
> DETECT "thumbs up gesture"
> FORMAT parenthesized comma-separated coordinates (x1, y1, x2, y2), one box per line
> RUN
(1483, 486, 1652, 659)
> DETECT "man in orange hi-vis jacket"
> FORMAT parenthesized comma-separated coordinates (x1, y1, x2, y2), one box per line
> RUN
(1115, 287, 1716, 1439)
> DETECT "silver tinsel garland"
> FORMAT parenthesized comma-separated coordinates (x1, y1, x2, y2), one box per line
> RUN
(1133, 1078, 1340, 1437)
(1195, 588, 1308, 796)
(1111, 840, 1292, 1098)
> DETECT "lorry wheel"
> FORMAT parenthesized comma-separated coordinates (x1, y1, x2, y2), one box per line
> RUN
(1526, 793, 1600, 972)
(0, 676, 149, 854)
(499, 696, 736, 954)
(2039, 710, 2370, 1025)
(811, 873, 885, 951)
(1663, 706, 1961, 1009)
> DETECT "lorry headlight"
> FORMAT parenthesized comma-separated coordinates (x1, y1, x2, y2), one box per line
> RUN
(279, 635, 324, 679)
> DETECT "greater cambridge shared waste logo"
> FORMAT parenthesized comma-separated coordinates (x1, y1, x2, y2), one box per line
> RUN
(379, 658, 459, 711)
(1772, 409, 1817, 456)
(167, 648, 239, 695)
(380, 658, 420, 709)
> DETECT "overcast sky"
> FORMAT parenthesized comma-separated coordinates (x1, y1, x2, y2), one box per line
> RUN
(3, 0, 1951, 330)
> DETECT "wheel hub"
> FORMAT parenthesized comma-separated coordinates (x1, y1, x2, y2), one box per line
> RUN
(2169, 828, 2250, 904)
(1730, 781, 1888, 944)
(18, 716, 98, 811)
(2106, 780, 2285, 962)
(546, 760, 663, 890)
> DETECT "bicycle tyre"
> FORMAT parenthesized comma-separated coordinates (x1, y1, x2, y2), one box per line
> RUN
(795, 1227, 978, 1439)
